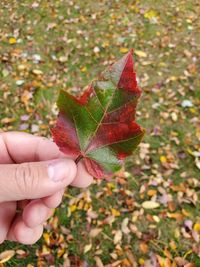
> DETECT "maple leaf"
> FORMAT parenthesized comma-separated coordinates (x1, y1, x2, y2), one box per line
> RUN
(51, 50, 145, 178)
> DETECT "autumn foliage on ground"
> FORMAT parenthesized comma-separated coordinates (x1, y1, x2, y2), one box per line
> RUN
(0, 1, 200, 266)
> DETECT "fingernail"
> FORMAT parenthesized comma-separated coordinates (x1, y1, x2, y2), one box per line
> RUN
(48, 160, 68, 182)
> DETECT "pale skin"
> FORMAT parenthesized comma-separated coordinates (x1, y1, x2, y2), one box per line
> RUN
(0, 132, 93, 245)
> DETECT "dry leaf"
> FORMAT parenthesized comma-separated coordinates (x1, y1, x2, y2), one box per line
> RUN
(89, 228, 102, 238)
(63, 257, 71, 267)
(114, 230, 122, 244)
(94, 256, 104, 267)
(193, 223, 200, 231)
(135, 50, 147, 58)
(84, 243, 92, 253)
(32, 69, 43, 75)
(0, 250, 15, 264)
(121, 218, 130, 234)
(142, 201, 160, 209)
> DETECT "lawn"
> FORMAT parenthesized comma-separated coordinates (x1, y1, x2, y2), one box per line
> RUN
(0, 0, 200, 266)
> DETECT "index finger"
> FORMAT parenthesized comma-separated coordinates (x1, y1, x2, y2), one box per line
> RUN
(0, 132, 64, 164)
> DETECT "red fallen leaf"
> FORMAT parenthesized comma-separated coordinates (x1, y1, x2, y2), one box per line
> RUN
(51, 50, 145, 178)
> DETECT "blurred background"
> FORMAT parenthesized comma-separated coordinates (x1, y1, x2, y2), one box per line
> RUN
(0, 0, 199, 266)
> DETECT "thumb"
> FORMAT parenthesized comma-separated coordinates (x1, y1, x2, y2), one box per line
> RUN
(0, 159, 77, 202)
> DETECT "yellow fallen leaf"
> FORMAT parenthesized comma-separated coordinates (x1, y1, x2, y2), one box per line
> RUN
(169, 240, 177, 250)
(80, 66, 87, 72)
(43, 233, 50, 246)
(32, 69, 43, 75)
(160, 155, 167, 163)
(107, 182, 115, 189)
(0, 250, 15, 264)
(144, 10, 158, 20)
(84, 243, 92, 253)
(142, 201, 160, 209)
(111, 208, 121, 217)
(69, 204, 77, 212)
(139, 258, 145, 265)
(156, 255, 166, 267)
(193, 223, 200, 231)
(189, 107, 196, 113)
(134, 50, 147, 58)
(182, 209, 192, 217)
(120, 47, 129, 53)
(147, 189, 157, 196)
(57, 247, 65, 258)
(102, 41, 109, 48)
(9, 37, 16, 44)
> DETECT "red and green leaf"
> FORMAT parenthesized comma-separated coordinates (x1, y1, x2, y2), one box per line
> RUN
(51, 50, 145, 178)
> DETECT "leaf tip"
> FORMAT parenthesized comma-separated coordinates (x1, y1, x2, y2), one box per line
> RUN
(129, 48, 134, 55)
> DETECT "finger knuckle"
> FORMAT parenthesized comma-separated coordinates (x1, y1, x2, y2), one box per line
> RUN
(14, 163, 39, 198)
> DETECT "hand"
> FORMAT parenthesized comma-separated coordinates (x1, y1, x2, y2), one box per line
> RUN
(0, 132, 93, 245)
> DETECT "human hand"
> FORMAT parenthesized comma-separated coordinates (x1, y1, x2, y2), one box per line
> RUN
(0, 132, 93, 245)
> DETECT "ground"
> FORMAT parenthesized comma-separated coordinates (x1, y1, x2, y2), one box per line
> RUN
(0, 0, 200, 266)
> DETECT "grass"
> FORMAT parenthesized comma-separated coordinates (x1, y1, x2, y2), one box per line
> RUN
(0, 0, 200, 266)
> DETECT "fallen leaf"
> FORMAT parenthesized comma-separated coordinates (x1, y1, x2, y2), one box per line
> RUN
(0, 250, 15, 264)
(94, 256, 104, 267)
(111, 208, 121, 217)
(193, 223, 200, 232)
(16, 80, 25, 86)
(120, 47, 129, 53)
(121, 218, 130, 234)
(1, 117, 16, 124)
(181, 100, 193, 108)
(139, 242, 149, 253)
(2, 69, 9, 77)
(32, 69, 43, 75)
(142, 201, 160, 209)
(134, 50, 147, 58)
(93, 46, 100, 53)
(89, 228, 102, 238)
(9, 37, 16, 44)
(84, 243, 92, 253)
(114, 230, 122, 244)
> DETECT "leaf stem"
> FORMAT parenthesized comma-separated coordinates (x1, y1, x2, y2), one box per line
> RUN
(75, 155, 83, 164)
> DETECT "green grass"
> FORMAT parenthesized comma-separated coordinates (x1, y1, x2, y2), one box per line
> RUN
(0, 0, 200, 266)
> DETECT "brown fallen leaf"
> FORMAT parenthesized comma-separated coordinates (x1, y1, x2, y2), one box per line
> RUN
(63, 257, 71, 267)
(139, 242, 149, 253)
(114, 230, 122, 245)
(89, 228, 102, 238)
(94, 256, 104, 267)
(1, 117, 16, 124)
(121, 218, 130, 234)
(184, 264, 196, 267)
(125, 250, 136, 266)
